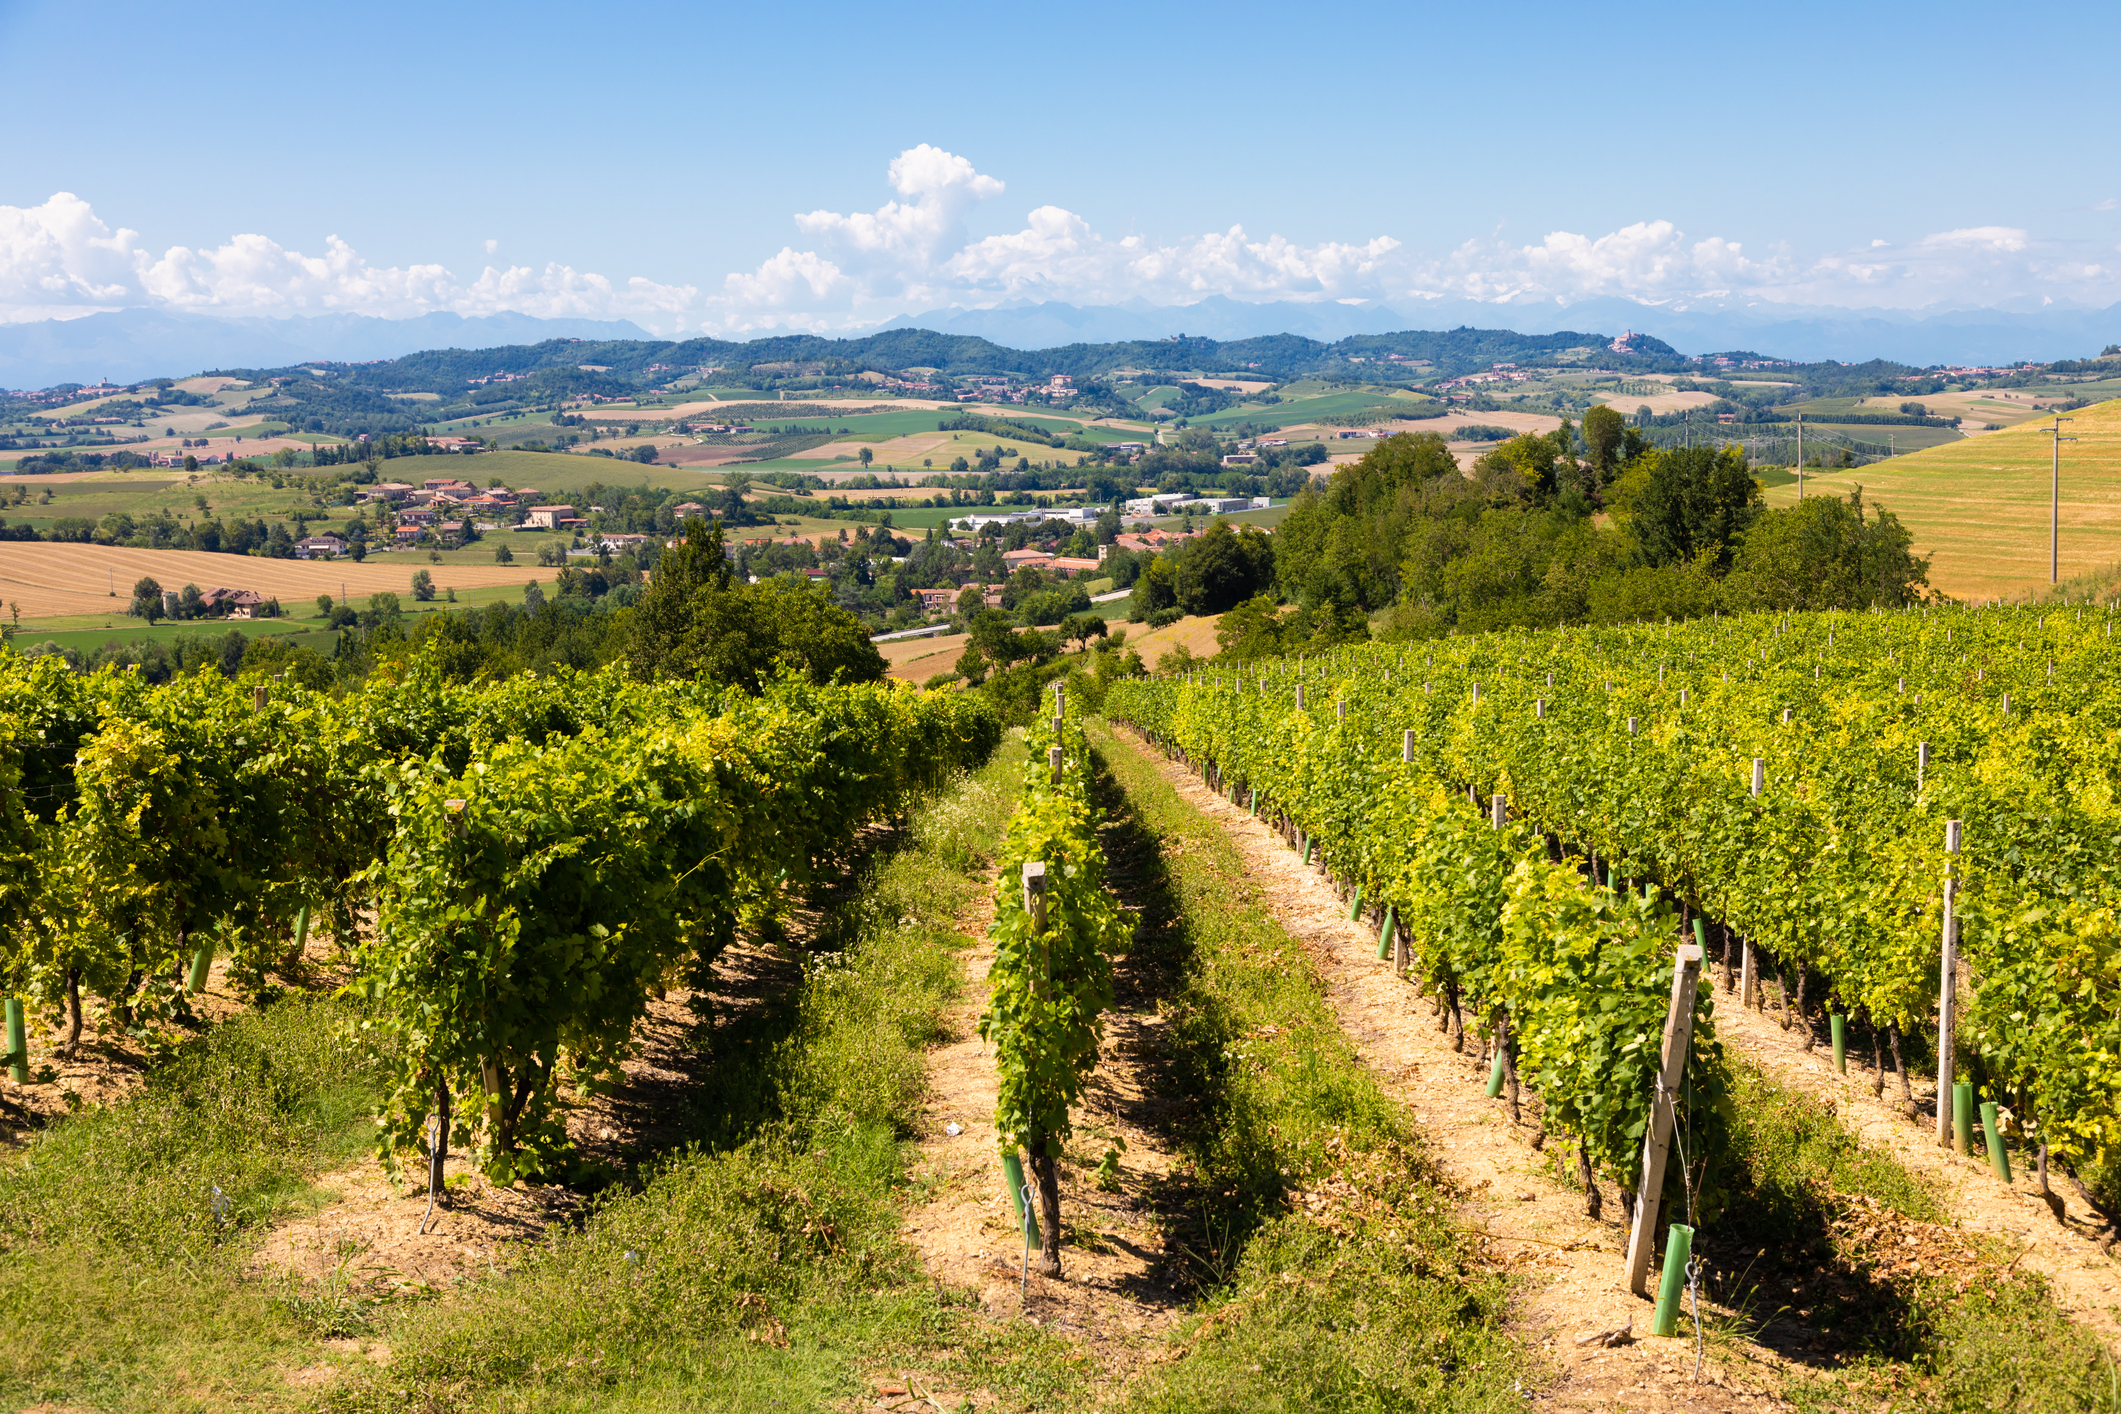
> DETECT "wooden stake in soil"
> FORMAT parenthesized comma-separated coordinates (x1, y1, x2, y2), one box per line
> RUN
(1021, 860, 1064, 1278)
(1623, 941, 1704, 1299)
(1936, 820, 1961, 1147)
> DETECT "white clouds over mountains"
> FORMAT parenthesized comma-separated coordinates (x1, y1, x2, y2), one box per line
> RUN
(3, 146, 2115, 335)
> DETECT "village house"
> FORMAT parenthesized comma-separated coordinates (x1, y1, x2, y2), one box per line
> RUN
(1047, 556, 1100, 578)
(524, 504, 576, 530)
(293, 533, 347, 559)
(197, 587, 266, 619)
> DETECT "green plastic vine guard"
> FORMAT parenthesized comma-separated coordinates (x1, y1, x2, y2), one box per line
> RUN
(1652, 1224, 1694, 1337)
(1347, 884, 1364, 922)
(1000, 1149, 1039, 1245)
(1302, 836, 1312, 866)
(4, 998, 25, 1084)
(1486, 1045, 1507, 1099)
(1375, 906, 1396, 961)
(187, 937, 214, 995)
(1953, 1082, 1974, 1156)
(1979, 1100, 2011, 1181)
(1830, 1014, 1847, 1072)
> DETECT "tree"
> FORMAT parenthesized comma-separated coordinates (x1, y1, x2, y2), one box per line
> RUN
(494, 542, 515, 564)
(1721, 490, 1934, 611)
(858, 447, 874, 468)
(178, 583, 205, 620)
(1129, 557, 1177, 620)
(1609, 445, 1760, 571)
(1173, 520, 1275, 616)
(315, 593, 334, 619)
(1214, 593, 1293, 659)
(128, 576, 163, 621)
(410, 569, 436, 602)
(629, 518, 884, 690)
(1582, 404, 1626, 485)
(1059, 613, 1108, 652)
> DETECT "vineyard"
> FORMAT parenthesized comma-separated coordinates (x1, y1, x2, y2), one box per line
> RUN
(4, 612, 2118, 1409)
(0, 650, 998, 1193)
(1107, 603, 2121, 1241)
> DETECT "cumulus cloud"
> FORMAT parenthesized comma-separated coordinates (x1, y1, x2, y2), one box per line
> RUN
(711, 146, 1404, 329)
(5, 152, 2119, 337)
(0, 191, 696, 326)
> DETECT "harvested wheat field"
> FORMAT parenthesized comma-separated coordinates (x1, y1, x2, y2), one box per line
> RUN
(0, 542, 560, 618)
(1761, 395, 2121, 600)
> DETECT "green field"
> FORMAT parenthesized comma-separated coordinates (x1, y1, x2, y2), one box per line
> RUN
(1184, 389, 1414, 430)
(14, 579, 554, 651)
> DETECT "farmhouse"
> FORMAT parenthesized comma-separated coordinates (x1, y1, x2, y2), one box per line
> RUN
(524, 504, 575, 530)
(293, 533, 347, 559)
(197, 587, 267, 619)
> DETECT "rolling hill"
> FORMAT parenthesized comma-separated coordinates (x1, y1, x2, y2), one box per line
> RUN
(1758, 398, 2121, 600)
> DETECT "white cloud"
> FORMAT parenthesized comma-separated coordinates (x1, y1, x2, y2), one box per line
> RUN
(0, 191, 695, 326)
(3, 154, 2118, 339)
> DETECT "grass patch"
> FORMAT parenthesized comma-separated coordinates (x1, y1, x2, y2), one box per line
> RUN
(1090, 722, 1537, 1412)
(0, 997, 390, 1409)
(1698, 1059, 2114, 1410)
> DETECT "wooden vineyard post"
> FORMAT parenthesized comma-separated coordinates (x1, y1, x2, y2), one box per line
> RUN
(4, 997, 25, 1085)
(1742, 758, 1765, 1009)
(1049, 745, 1064, 785)
(1623, 941, 1704, 1298)
(1936, 820, 1961, 1147)
(1022, 859, 1063, 1278)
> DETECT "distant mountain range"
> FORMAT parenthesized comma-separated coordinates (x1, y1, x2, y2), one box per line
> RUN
(1, 295, 2114, 391)
(0, 309, 653, 389)
(879, 295, 2121, 367)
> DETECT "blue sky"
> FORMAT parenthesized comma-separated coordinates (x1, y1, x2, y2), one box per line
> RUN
(2, 0, 2117, 334)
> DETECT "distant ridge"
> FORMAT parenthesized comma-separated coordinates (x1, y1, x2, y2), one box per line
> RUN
(0, 309, 653, 388)
(877, 296, 2121, 367)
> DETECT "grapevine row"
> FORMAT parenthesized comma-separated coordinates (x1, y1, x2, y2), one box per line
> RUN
(980, 694, 1126, 1277)
(0, 648, 999, 1185)
(1109, 601, 2121, 1208)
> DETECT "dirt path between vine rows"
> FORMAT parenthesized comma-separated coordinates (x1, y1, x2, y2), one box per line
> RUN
(1707, 984, 2121, 1351)
(897, 831, 1193, 1397)
(1111, 728, 1821, 1414)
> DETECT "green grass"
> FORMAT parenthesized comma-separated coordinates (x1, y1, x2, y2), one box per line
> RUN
(1091, 724, 1538, 1412)
(13, 583, 550, 653)
(0, 998, 392, 1410)
(1705, 1061, 2116, 1413)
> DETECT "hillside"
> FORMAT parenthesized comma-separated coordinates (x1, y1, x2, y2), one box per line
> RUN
(1758, 396, 2121, 600)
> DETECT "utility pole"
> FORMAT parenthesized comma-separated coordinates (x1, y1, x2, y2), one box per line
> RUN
(2047, 415, 2076, 584)
(1796, 414, 1804, 499)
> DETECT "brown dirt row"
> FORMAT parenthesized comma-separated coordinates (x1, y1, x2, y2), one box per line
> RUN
(1109, 727, 1822, 1413)
(896, 810, 1192, 1397)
